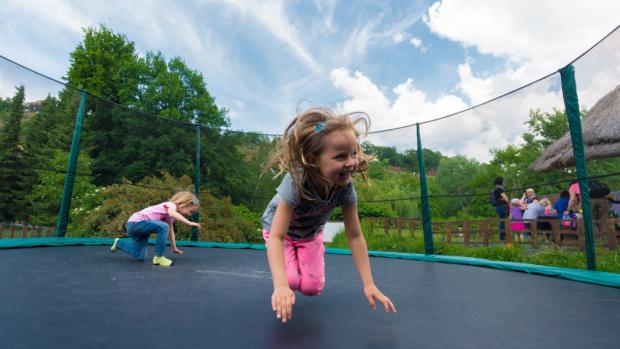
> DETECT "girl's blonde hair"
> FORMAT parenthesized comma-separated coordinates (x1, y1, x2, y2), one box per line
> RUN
(263, 107, 376, 200)
(539, 198, 551, 207)
(170, 191, 200, 208)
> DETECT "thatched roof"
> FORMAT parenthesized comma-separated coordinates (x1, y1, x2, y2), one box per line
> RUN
(529, 84, 620, 172)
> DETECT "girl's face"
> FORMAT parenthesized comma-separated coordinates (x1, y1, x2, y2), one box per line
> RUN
(178, 205, 198, 217)
(317, 129, 359, 187)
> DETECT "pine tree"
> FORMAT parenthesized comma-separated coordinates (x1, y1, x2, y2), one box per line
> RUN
(0, 86, 32, 221)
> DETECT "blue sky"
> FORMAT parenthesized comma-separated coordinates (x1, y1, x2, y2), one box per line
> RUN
(1, 0, 619, 161)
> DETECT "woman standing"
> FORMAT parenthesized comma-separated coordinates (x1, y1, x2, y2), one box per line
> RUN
(492, 177, 510, 241)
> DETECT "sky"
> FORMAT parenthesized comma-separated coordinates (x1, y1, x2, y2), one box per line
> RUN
(1, 0, 619, 162)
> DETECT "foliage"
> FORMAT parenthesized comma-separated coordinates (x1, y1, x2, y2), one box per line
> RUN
(137, 52, 228, 127)
(328, 230, 620, 273)
(0, 86, 32, 221)
(75, 172, 261, 242)
(352, 162, 419, 219)
(27, 150, 100, 227)
(0, 96, 11, 114)
(66, 24, 142, 104)
(66, 25, 229, 186)
(433, 156, 483, 217)
(362, 143, 443, 172)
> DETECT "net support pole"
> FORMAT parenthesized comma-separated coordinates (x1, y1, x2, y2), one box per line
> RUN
(55, 91, 88, 237)
(416, 123, 434, 255)
(191, 123, 201, 241)
(560, 64, 595, 270)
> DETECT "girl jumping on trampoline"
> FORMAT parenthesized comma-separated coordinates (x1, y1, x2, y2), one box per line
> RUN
(261, 107, 396, 323)
(110, 191, 201, 267)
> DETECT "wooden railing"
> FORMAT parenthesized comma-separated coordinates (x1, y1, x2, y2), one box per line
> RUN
(362, 217, 620, 250)
(0, 223, 56, 239)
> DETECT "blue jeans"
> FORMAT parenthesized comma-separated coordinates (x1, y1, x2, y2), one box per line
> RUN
(495, 205, 507, 241)
(118, 221, 170, 261)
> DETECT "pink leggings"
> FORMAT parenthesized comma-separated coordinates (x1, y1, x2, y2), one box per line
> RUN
(263, 229, 325, 296)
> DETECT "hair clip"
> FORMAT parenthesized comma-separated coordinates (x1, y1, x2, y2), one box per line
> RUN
(315, 121, 326, 133)
(191, 198, 200, 205)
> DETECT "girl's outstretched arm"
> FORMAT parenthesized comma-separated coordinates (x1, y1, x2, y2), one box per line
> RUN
(168, 223, 183, 254)
(342, 205, 396, 313)
(267, 199, 295, 323)
(167, 208, 201, 229)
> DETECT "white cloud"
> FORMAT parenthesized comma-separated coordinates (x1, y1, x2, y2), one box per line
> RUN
(393, 32, 407, 43)
(359, 0, 620, 161)
(329, 66, 568, 162)
(425, 0, 620, 66)
(339, 8, 427, 65)
(314, 0, 336, 30)
(410, 36, 422, 48)
(410, 36, 427, 52)
(340, 21, 380, 64)
(425, 0, 620, 108)
(5, 0, 91, 35)
(214, 0, 321, 73)
(391, 33, 426, 53)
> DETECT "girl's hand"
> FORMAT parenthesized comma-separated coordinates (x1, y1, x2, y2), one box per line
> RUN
(364, 284, 396, 313)
(173, 248, 184, 254)
(272, 286, 295, 323)
(190, 222, 201, 229)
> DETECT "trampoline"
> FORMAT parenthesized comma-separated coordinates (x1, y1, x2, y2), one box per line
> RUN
(1, 241, 619, 349)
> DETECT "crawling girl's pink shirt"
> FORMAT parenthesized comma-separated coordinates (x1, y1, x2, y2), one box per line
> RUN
(128, 202, 177, 224)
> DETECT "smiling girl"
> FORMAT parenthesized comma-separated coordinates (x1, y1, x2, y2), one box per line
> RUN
(260, 107, 396, 323)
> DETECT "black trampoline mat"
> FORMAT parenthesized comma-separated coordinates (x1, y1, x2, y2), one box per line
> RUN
(1, 246, 618, 349)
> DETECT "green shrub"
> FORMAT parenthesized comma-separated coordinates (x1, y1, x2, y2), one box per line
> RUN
(327, 230, 620, 273)
(73, 172, 261, 242)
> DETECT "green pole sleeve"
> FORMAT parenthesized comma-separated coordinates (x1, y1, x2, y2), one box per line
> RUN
(559, 65, 596, 270)
(416, 124, 434, 255)
(191, 124, 201, 241)
(55, 91, 88, 237)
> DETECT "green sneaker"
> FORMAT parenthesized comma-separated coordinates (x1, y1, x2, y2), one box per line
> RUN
(110, 238, 119, 252)
(152, 255, 173, 267)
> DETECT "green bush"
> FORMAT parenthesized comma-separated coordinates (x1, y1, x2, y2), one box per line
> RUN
(327, 230, 620, 273)
(72, 172, 261, 242)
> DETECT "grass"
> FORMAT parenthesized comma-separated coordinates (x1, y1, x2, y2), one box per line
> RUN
(327, 230, 620, 274)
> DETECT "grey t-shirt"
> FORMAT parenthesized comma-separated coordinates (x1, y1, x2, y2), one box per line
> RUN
(523, 202, 546, 220)
(261, 173, 357, 241)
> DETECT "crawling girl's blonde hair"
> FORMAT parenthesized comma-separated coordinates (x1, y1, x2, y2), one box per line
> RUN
(170, 191, 200, 208)
(263, 107, 375, 200)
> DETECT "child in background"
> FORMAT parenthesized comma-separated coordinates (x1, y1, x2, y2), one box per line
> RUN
(561, 210, 574, 228)
(540, 198, 555, 217)
(110, 191, 201, 267)
(261, 107, 396, 323)
(509, 198, 526, 242)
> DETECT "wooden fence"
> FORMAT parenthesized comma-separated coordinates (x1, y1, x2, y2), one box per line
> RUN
(363, 217, 620, 250)
(0, 223, 55, 239)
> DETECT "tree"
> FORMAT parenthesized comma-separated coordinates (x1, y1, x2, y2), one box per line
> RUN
(434, 156, 483, 217)
(22, 95, 59, 166)
(0, 97, 11, 114)
(66, 24, 142, 105)
(27, 150, 100, 227)
(114, 52, 230, 185)
(421, 149, 443, 172)
(137, 52, 228, 127)
(0, 86, 32, 221)
(66, 26, 230, 186)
